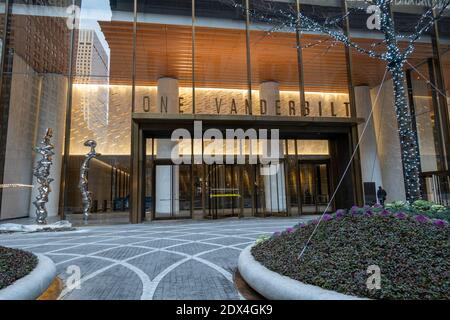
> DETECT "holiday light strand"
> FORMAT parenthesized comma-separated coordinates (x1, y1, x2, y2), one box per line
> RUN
(402, 3, 450, 60)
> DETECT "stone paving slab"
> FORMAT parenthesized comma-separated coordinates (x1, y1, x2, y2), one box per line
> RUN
(168, 242, 222, 255)
(64, 265, 144, 300)
(153, 260, 241, 300)
(94, 246, 153, 261)
(136, 239, 188, 249)
(203, 237, 254, 246)
(127, 251, 186, 281)
(57, 257, 113, 281)
(0, 217, 312, 300)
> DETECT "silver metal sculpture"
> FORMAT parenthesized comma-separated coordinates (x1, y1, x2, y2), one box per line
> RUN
(32, 128, 55, 225)
(79, 140, 100, 221)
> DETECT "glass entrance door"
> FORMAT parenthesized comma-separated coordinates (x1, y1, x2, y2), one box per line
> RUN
(152, 163, 191, 219)
(206, 164, 240, 219)
(300, 162, 331, 213)
(241, 165, 254, 217)
(287, 157, 300, 215)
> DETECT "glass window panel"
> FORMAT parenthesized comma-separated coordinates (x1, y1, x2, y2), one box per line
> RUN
(297, 140, 329, 155)
(287, 158, 299, 215)
(0, 0, 5, 62)
(346, 0, 388, 90)
(438, 13, 450, 123)
(401, 11, 440, 173)
(297, 2, 351, 117)
(410, 64, 440, 172)
(155, 139, 178, 159)
(249, 0, 300, 116)
(1, 0, 72, 220)
(195, 0, 249, 115)
(67, 0, 133, 216)
(136, 0, 193, 114)
(287, 140, 296, 155)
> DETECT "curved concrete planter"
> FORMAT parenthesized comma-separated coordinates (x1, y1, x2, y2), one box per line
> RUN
(0, 254, 56, 300)
(238, 245, 366, 300)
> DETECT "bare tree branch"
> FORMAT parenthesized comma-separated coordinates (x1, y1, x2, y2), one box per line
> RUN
(297, 11, 385, 60)
(223, 0, 449, 64)
(402, 0, 450, 60)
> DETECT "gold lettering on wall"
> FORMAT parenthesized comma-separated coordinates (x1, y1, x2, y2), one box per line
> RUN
(134, 87, 350, 116)
(71, 84, 351, 155)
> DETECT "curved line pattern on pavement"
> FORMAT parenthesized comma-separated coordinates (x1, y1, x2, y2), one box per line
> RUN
(0, 217, 311, 300)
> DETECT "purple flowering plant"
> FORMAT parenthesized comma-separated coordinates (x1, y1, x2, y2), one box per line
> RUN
(433, 219, 447, 228)
(414, 214, 429, 224)
(269, 203, 448, 240)
(395, 212, 408, 219)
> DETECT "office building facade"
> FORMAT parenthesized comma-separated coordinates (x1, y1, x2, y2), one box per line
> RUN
(0, 0, 449, 223)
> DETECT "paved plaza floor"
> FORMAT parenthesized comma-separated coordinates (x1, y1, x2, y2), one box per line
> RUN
(0, 217, 311, 300)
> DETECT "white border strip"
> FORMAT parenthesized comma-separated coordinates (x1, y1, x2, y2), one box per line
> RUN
(0, 254, 56, 300)
(238, 245, 366, 300)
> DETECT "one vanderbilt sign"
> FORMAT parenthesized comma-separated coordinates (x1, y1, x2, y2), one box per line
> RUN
(141, 92, 351, 117)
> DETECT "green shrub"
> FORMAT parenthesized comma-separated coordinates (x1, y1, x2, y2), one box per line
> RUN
(412, 200, 446, 213)
(385, 200, 410, 212)
(411, 199, 432, 211)
(255, 234, 270, 244)
(412, 209, 450, 221)
(385, 199, 450, 221)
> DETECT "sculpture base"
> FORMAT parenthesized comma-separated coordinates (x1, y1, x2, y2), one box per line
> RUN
(0, 220, 73, 233)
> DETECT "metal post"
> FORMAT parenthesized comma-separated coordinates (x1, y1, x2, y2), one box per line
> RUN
(132, 0, 137, 113)
(341, 0, 363, 206)
(295, 0, 306, 116)
(192, 0, 196, 114)
(58, 0, 77, 220)
(245, 0, 253, 115)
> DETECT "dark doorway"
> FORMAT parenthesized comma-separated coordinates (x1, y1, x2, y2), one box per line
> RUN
(299, 161, 331, 214)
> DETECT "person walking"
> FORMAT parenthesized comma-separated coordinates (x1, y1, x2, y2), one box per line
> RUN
(377, 186, 387, 206)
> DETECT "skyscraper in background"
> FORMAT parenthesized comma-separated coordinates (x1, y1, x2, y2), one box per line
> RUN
(75, 29, 110, 131)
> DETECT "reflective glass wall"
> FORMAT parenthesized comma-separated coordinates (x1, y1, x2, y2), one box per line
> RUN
(1, 1, 449, 220)
(66, 0, 133, 216)
(0, 0, 72, 220)
(131, 0, 353, 118)
(439, 12, 450, 122)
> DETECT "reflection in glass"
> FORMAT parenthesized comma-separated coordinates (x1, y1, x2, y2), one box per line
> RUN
(297, 140, 329, 155)
(67, 0, 132, 216)
(409, 65, 440, 172)
(1, 1, 72, 220)
(300, 162, 331, 213)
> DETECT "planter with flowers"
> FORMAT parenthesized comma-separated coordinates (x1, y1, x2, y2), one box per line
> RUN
(0, 246, 56, 300)
(239, 205, 450, 300)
